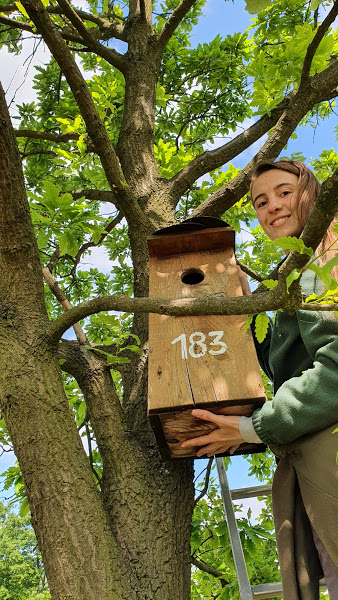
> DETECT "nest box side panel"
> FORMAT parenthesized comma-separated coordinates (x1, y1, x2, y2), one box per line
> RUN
(175, 251, 265, 407)
(148, 248, 265, 417)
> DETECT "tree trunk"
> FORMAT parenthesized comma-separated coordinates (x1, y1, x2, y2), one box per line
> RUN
(0, 78, 195, 600)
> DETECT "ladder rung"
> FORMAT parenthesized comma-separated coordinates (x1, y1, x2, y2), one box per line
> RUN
(251, 582, 282, 599)
(251, 579, 327, 599)
(231, 484, 272, 500)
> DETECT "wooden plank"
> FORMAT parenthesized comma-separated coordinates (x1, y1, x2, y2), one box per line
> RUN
(148, 249, 265, 414)
(148, 227, 235, 258)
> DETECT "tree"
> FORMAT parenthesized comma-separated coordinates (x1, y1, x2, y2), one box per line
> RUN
(0, 499, 49, 600)
(0, 0, 337, 598)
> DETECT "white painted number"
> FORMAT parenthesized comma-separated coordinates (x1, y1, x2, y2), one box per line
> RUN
(171, 333, 188, 359)
(171, 331, 228, 359)
(208, 331, 228, 355)
(188, 332, 207, 358)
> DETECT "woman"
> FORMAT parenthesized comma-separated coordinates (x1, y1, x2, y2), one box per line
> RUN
(181, 161, 338, 599)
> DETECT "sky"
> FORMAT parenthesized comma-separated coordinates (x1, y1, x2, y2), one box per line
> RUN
(0, 0, 337, 519)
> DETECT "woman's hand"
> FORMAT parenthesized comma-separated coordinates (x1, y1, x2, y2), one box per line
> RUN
(180, 409, 245, 457)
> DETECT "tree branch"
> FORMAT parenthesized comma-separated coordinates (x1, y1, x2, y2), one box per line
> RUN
(15, 129, 80, 142)
(237, 261, 264, 283)
(169, 59, 338, 208)
(0, 14, 33, 34)
(191, 557, 229, 585)
(46, 291, 281, 343)
(55, 0, 127, 72)
(70, 189, 119, 204)
(72, 211, 123, 272)
(21, 150, 57, 158)
(157, 0, 199, 52)
(168, 93, 295, 203)
(299, 302, 338, 311)
(300, 0, 338, 86)
(47, 168, 338, 343)
(1, 3, 126, 41)
(21, 0, 131, 212)
(42, 267, 88, 344)
(194, 457, 213, 507)
(0, 13, 88, 43)
(280, 166, 338, 280)
(191, 60, 338, 218)
(139, 0, 152, 25)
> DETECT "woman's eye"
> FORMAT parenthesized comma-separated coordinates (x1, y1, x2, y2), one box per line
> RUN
(281, 190, 291, 197)
(257, 200, 267, 208)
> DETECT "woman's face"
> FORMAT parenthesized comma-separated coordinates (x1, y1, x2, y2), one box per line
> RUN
(251, 169, 303, 241)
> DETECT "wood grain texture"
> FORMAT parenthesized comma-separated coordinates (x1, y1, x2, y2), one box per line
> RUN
(148, 227, 235, 257)
(148, 228, 266, 458)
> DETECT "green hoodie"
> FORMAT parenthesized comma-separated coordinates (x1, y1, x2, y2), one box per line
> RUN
(251, 268, 338, 446)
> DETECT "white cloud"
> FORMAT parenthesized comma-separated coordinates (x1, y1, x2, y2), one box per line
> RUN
(1, 38, 51, 110)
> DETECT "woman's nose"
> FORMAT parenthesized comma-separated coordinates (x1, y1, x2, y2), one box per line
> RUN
(268, 196, 282, 212)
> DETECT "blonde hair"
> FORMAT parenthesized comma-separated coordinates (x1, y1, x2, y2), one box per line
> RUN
(250, 160, 338, 280)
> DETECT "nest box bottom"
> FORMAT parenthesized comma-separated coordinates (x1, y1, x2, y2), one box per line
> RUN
(149, 402, 266, 459)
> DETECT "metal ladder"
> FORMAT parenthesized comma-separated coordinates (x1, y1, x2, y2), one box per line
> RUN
(215, 457, 326, 600)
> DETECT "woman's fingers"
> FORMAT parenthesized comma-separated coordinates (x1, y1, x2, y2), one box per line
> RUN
(191, 409, 225, 424)
(181, 430, 218, 448)
(228, 444, 241, 455)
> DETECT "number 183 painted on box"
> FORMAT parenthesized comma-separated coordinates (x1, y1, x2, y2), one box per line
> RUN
(171, 331, 227, 359)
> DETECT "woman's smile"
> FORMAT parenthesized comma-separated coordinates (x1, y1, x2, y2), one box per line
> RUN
(251, 169, 303, 241)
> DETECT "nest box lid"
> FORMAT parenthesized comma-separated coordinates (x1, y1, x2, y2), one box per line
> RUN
(148, 217, 235, 258)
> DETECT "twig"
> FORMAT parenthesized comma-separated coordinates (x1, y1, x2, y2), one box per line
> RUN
(15, 129, 80, 142)
(237, 261, 264, 283)
(194, 457, 213, 507)
(300, 0, 338, 86)
(157, 0, 199, 52)
(42, 266, 88, 344)
(55, 0, 127, 72)
(191, 557, 229, 586)
(73, 212, 123, 273)
(22, 0, 127, 200)
(21, 150, 57, 158)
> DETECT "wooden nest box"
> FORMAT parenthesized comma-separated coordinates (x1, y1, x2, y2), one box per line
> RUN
(147, 218, 266, 459)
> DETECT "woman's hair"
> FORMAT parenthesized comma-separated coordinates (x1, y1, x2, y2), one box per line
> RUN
(250, 160, 337, 280)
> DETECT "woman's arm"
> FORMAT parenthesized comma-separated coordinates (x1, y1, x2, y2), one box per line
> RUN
(252, 309, 338, 445)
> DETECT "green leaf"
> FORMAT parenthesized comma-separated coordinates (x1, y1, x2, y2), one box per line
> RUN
(43, 180, 60, 209)
(19, 498, 30, 517)
(244, 314, 253, 333)
(272, 237, 313, 256)
(244, 0, 272, 14)
(254, 312, 269, 343)
(59, 230, 78, 257)
(15, 1, 29, 18)
(261, 279, 278, 290)
(108, 356, 130, 364)
(121, 345, 143, 355)
(286, 269, 301, 292)
(77, 402, 86, 424)
(307, 263, 338, 290)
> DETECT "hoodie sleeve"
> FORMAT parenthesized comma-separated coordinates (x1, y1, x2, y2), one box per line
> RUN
(251, 309, 338, 445)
